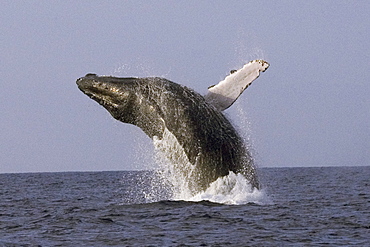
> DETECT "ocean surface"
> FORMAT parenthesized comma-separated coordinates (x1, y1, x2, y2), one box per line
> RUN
(1, 166, 369, 246)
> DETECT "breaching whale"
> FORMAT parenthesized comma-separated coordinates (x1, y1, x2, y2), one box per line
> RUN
(77, 60, 269, 194)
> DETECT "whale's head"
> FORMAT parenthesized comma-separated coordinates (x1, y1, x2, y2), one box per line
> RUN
(77, 74, 165, 137)
(76, 74, 139, 122)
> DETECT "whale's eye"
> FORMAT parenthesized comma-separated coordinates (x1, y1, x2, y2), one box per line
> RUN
(230, 70, 237, 74)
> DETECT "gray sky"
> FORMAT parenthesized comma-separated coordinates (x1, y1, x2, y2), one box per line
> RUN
(1, 1, 369, 173)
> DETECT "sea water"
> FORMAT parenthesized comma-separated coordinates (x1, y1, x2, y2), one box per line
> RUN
(1, 166, 369, 246)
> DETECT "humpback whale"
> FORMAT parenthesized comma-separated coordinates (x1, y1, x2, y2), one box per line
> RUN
(77, 60, 269, 194)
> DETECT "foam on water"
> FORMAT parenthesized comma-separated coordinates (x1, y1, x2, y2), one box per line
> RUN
(189, 172, 269, 205)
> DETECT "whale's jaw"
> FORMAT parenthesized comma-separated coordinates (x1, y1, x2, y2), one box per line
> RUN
(76, 74, 139, 122)
(76, 75, 166, 138)
(77, 74, 130, 109)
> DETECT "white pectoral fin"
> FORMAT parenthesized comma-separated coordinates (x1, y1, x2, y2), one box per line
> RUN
(205, 60, 269, 111)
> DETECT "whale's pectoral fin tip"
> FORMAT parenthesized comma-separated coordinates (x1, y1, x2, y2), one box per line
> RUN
(254, 59, 270, 72)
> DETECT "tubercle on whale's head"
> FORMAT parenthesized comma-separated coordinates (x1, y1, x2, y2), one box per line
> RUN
(76, 74, 137, 121)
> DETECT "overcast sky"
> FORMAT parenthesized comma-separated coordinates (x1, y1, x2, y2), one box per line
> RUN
(1, 1, 369, 173)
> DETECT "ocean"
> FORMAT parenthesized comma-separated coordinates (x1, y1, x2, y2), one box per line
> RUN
(1, 166, 369, 246)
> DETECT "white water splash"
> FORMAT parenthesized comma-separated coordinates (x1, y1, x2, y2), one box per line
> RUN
(153, 128, 197, 200)
(190, 172, 269, 205)
(151, 127, 269, 205)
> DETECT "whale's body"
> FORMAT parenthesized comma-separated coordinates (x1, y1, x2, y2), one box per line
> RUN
(77, 60, 268, 194)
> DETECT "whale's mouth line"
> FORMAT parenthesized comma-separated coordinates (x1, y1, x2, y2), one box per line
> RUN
(77, 77, 122, 108)
(86, 91, 119, 109)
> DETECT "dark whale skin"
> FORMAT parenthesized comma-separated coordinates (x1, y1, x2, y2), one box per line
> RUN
(77, 74, 259, 193)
